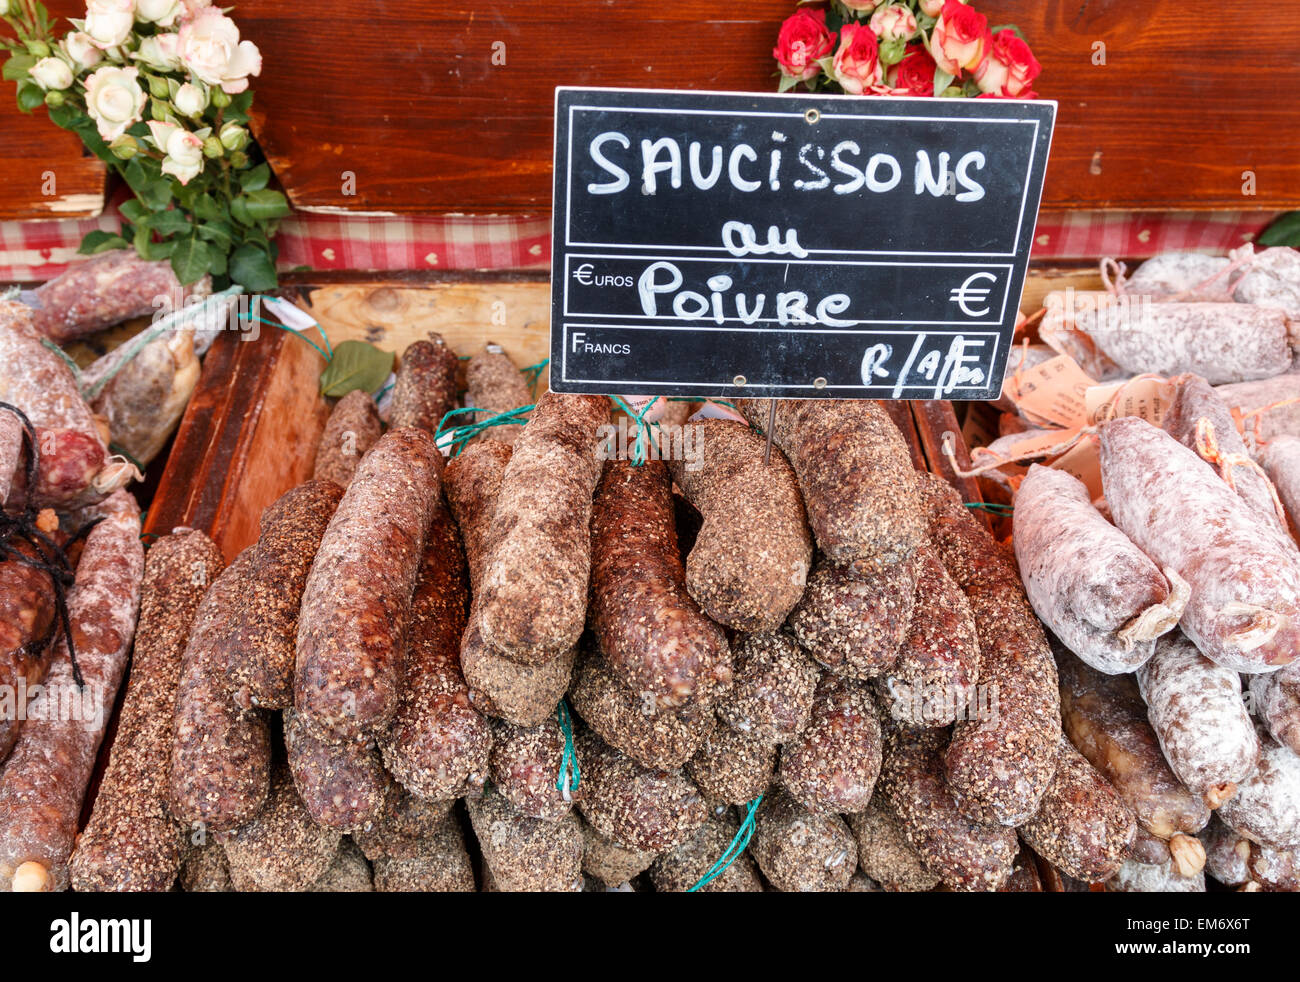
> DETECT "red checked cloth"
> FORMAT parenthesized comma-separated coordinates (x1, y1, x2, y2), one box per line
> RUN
(0, 205, 1278, 284)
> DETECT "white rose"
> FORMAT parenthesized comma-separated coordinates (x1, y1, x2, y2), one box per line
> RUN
(135, 0, 181, 26)
(178, 8, 261, 94)
(30, 57, 74, 91)
(869, 4, 918, 42)
(84, 0, 136, 48)
(63, 32, 104, 70)
(84, 65, 146, 141)
(134, 33, 182, 71)
(162, 126, 204, 184)
(173, 81, 207, 116)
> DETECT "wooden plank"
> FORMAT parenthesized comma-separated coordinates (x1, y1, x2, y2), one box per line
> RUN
(0, 0, 107, 220)
(879, 400, 926, 471)
(225, 0, 1300, 215)
(911, 399, 993, 532)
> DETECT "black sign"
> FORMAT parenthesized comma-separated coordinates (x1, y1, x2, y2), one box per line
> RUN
(549, 87, 1055, 400)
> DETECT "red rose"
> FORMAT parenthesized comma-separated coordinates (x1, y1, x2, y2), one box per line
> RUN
(773, 7, 835, 83)
(930, 0, 990, 77)
(831, 22, 885, 95)
(888, 44, 936, 96)
(975, 29, 1041, 98)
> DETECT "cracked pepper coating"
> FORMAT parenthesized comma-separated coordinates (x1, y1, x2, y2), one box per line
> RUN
(571, 644, 711, 771)
(738, 399, 925, 571)
(313, 390, 382, 490)
(220, 763, 341, 892)
(308, 838, 374, 892)
(1058, 648, 1210, 840)
(686, 714, 776, 806)
(216, 480, 343, 711)
(602, 459, 733, 689)
(468, 786, 583, 891)
(875, 545, 981, 728)
(167, 548, 272, 833)
(575, 730, 707, 853)
(590, 458, 732, 711)
(179, 839, 232, 892)
(581, 819, 658, 887)
(1019, 736, 1136, 883)
(477, 392, 610, 662)
(715, 632, 819, 746)
(751, 786, 857, 892)
(354, 780, 454, 861)
(389, 335, 459, 434)
(650, 812, 764, 893)
(665, 419, 812, 632)
(466, 344, 533, 445)
(378, 493, 490, 801)
(846, 800, 940, 893)
(283, 709, 387, 833)
(917, 471, 1061, 827)
(779, 674, 881, 815)
(372, 812, 476, 892)
(489, 716, 579, 821)
(71, 529, 225, 893)
(445, 441, 575, 725)
(788, 555, 917, 680)
(295, 428, 443, 742)
(878, 723, 1017, 892)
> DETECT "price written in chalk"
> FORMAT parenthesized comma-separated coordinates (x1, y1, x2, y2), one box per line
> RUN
(550, 87, 1056, 400)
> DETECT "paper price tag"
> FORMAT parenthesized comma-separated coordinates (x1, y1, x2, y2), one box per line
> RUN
(1003, 355, 1097, 429)
(1086, 376, 1175, 427)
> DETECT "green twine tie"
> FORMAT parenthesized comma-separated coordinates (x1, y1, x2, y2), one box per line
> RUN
(555, 699, 580, 802)
(964, 501, 1014, 515)
(434, 404, 536, 457)
(688, 795, 763, 892)
(610, 394, 663, 467)
(521, 356, 550, 392)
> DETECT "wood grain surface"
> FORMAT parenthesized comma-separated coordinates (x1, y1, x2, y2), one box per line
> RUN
(5, 1, 1294, 219)
(0, 0, 106, 220)
(232, 0, 1298, 214)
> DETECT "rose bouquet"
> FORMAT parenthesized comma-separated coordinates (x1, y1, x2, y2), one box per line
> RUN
(1, 0, 287, 289)
(774, 0, 1040, 100)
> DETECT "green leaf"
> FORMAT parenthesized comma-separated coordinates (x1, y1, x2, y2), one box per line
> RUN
(133, 223, 176, 261)
(239, 189, 291, 222)
(228, 91, 253, 115)
(46, 103, 79, 129)
(206, 247, 228, 278)
(119, 199, 149, 225)
(77, 230, 130, 255)
(228, 243, 278, 291)
(990, 24, 1028, 42)
(319, 341, 395, 398)
(144, 209, 192, 237)
(16, 81, 44, 113)
(933, 68, 956, 98)
(1258, 212, 1300, 248)
(196, 220, 234, 251)
(170, 235, 214, 286)
(230, 195, 253, 227)
(193, 192, 223, 222)
(2, 53, 35, 82)
(239, 163, 270, 192)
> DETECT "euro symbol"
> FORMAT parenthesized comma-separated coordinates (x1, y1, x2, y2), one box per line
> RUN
(573, 263, 595, 286)
(949, 271, 998, 318)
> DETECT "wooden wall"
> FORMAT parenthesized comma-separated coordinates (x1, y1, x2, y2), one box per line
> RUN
(3, 1, 1297, 219)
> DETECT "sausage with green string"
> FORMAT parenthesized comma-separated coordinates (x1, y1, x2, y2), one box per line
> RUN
(466, 343, 533, 445)
(489, 715, 581, 821)
(389, 335, 459, 434)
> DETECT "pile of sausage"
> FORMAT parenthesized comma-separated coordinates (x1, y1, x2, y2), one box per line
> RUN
(16, 317, 1122, 893)
(1014, 388, 1300, 891)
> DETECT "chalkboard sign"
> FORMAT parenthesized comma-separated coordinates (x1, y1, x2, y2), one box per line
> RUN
(549, 87, 1055, 401)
